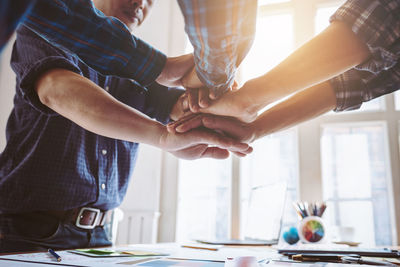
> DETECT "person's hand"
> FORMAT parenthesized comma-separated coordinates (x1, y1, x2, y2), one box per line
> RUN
(181, 67, 203, 89)
(182, 83, 256, 123)
(170, 93, 191, 121)
(170, 144, 230, 160)
(182, 66, 240, 112)
(184, 80, 240, 114)
(167, 114, 256, 157)
(156, 54, 194, 87)
(158, 126, 253, 159)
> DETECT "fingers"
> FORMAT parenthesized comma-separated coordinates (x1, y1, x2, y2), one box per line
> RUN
(201, 146, 230, 159)
(182, 95, 189, 111)
(169, 94, 191, 121)
(175, 115, 204, 133)
(209, 81, 236, 100)
(198, 87, 210, 108)
(232, 151, 247, 157)
(209, 89, 220, 100)
(232, 146, 253, 158)
(188, 128, 250, 153)
(167, 113, 198, 133)
(171, 114, 249, 142)
(171, 144, 230, 160)
(187, 88, 199, 113)
(187, 87, 211, 112)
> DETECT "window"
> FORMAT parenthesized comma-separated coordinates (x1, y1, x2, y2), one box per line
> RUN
(176, 158, 231, 242)
(174, 0, 398, 245)
(313, 3, 396, 245)
(395, 92, 400, 111)
(240, 12, 293, 80)
(321, 123, 393, 245)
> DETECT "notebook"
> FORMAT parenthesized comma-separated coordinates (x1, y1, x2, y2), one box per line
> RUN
(197, 182, 287, 246)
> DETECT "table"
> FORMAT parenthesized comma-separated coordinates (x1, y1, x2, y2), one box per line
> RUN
(0, 243, 384, 267)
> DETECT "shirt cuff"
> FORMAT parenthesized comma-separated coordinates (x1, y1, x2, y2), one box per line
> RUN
(194, 63, 234, 97)
(19, 57, 83, 115)
(330, 0, 400, 74)
(144, 83, 185, 124)
(330, 71, 364, 112)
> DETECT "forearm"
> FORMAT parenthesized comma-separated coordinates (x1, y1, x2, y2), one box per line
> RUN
(35, 69, 164, 147)
(246, 21, 370, 113)
(251, 81, 337, 140)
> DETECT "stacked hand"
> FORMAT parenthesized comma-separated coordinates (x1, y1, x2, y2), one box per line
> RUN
(168, 92, 253, 159)
(166, 66, 260, 159)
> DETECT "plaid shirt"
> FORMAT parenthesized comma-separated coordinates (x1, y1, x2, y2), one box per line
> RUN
(24, 0, 166, 86)
(0, 26, 183, 212)
(178, 0, 257, 96)
(2, 0, 256, 93)
(329, 0, 400, 111)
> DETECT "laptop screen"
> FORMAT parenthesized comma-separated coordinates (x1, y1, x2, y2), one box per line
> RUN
(244, 182, 287, 242)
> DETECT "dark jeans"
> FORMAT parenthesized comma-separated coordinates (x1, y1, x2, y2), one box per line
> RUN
(0, 211, 112, 253)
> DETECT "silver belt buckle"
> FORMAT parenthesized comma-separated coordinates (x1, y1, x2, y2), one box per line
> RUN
(75, 207, 101, 230)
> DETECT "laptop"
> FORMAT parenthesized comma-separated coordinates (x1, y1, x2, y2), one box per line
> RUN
(196, 182, 287, 246)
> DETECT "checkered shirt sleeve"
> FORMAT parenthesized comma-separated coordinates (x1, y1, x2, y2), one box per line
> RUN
(178, 0, 257, 97)
(24, 0, 166, 86)
(329, 0, 400, 111)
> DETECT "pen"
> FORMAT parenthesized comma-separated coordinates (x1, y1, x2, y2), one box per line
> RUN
(292, 253, 343, 262)
(48, 248, 62, 262)
(318, 202, 327, 217)
(342, 256, 397, 266)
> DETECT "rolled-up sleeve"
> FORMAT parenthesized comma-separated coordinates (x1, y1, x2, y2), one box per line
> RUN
(329, 0, 400, 111)
(11, 26, 83, 115)
(178, 0, 257, 96)
(331, 62, 400, 112)
(330, 0, 400, 74)
(24, 0, 166, 85)
(144, 83, 184, 124)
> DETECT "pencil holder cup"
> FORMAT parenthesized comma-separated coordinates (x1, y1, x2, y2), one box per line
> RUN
(298, 216, 326, 243)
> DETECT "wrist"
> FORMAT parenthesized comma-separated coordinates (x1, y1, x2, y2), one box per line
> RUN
(142, 120, 168, 149)
(247, 119, 263, 142)
(240, 80, 267, 121)
(155, 124, 171, 150)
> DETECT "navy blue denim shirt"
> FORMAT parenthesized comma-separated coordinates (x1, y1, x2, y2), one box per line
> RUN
(0, 26, 183, 213)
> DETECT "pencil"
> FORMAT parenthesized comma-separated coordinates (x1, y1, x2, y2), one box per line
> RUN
(181, 245, 219, 251)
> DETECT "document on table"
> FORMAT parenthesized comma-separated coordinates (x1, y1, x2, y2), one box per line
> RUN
(0, 247, 166, 266)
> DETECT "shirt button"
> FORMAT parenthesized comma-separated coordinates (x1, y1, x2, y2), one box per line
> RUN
(105, 86, 109, 92)
(101, 183, 106, 190)
(101, 149, 107, 155)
